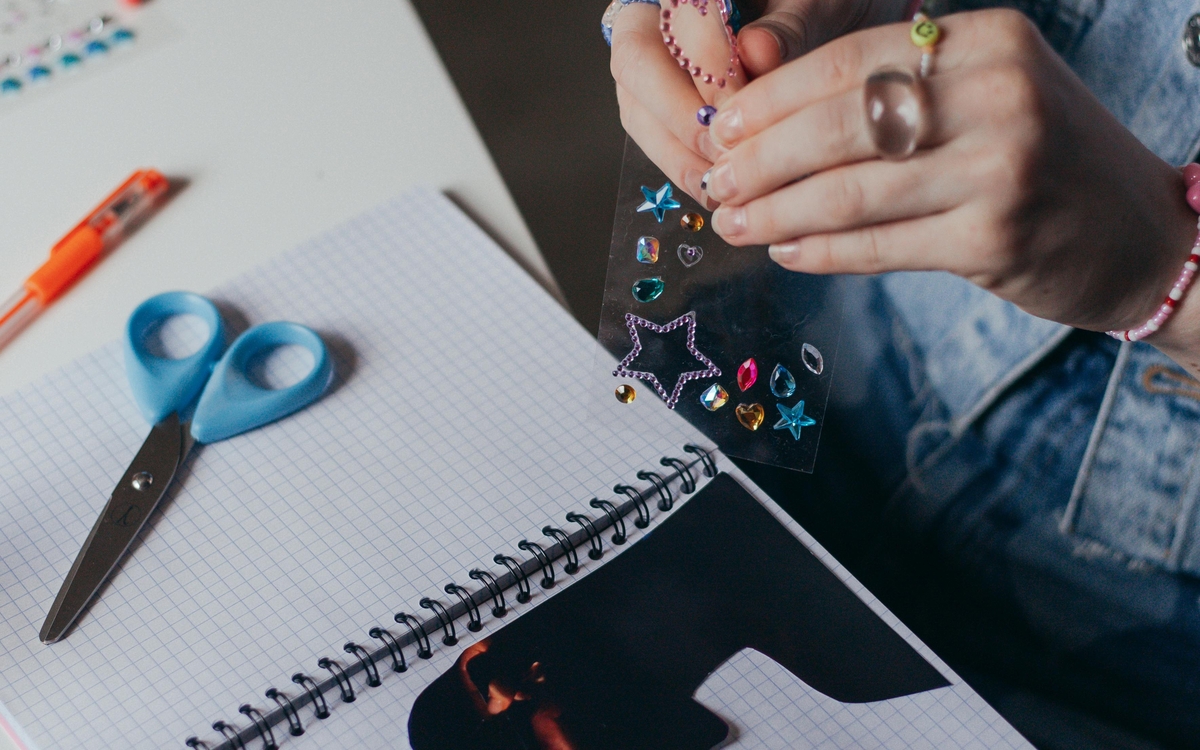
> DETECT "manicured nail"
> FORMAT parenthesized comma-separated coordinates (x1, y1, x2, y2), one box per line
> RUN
(769, 243, 800, 264)
(698, 131, 720, 161)
(704, 197, 721, 211)
(706, 162, 736, 202)
(711, 107, 743, 147)
(712, 206, 747, 236)
(682, 168, 705, 202)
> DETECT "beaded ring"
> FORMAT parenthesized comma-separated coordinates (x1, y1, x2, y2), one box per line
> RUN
(601, 0, 662, 47)
(910, 13, 941, 79)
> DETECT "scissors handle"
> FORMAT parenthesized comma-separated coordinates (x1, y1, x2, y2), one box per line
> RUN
(191, 321, 333, 444)
(124, 292, 226, 425)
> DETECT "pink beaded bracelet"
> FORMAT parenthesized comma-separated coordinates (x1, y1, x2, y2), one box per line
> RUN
(1106, 164, 1200, 342)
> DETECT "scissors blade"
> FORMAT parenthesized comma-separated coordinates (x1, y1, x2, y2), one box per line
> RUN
(40, 413, 188, 644)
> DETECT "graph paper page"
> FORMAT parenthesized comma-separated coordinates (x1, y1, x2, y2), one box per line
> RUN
(0, 190, 1028, 749)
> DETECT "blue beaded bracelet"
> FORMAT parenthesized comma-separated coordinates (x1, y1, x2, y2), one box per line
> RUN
(602, 0, 661, 47)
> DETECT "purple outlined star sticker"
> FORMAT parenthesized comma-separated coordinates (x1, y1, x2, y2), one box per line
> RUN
(613, 311, 721, 409)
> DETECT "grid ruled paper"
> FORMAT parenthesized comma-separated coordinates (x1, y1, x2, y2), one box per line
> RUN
(0, 190, 1030, 749)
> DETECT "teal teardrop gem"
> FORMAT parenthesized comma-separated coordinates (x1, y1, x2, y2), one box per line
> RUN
(632, 277, 665, 303)
(769, 364, 796, 398)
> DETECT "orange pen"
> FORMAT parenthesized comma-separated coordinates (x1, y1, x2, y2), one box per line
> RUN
(0, 169, 169, 350)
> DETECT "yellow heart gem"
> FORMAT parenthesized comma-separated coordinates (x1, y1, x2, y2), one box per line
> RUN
(735, 403, 765, 431)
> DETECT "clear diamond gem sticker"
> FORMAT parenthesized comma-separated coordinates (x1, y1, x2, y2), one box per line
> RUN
(802, 343, 824, 375)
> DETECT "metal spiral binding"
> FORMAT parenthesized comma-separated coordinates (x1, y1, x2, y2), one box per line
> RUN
(192, 444, 717, 750)
(614, 484, 651, 528)
(566, 512, 604, 560)
(419, 598, 457, 646)
(317, 658, 355, 703)
(289, 673, 329, 720)
(542, 526, 579, 574)
(238, 705, 277, 750)
(494, 554, 533, 603)
(264, 688, 304, 736)
(445, 583, 483, 632)
(517, 540, 555, 588)
(212, 721, 246, 750)
(343, 643, 382, 688)
(368, 627, 408, 673)
(636, 470, 674, 511)
(393, 613, 433, 659)
(660, 456, 697, 493)
(468, 569, 507, 617)
(589, 498, 627, 544)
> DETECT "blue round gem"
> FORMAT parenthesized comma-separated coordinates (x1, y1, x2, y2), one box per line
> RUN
(60, 53, 82, 68)
(111, 28, 135, 44)
(85, 40, 109, 56)
(28, 65, 50, 81)
(1, 77, 22, 94)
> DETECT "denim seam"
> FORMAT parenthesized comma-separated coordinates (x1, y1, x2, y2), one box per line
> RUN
(1060, 340, 1131, 534)
(1167, 435, 1200, 570)
(950, 325, 1073, 438)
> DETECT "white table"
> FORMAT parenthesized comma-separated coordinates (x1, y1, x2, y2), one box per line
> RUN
(0, 0, 551, 400)
(0, 2, 547, 746)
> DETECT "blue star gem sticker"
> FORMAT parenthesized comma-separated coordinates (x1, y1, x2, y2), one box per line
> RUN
(774, 400, 816, 440)
(637, 182, 682, 223)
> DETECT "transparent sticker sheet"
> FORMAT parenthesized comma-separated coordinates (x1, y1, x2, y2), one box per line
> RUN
(593, 139, 846, 473)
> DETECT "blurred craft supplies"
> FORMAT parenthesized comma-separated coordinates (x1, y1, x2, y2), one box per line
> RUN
(40, 291, 333, 644)
(0, 169, 168, 351)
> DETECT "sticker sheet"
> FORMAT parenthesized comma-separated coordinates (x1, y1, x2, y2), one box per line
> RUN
(0, 0, 152, 108)
(594, 139, 846, 473)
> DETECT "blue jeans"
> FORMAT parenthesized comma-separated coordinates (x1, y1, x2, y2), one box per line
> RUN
(737, 276, 1200, 750)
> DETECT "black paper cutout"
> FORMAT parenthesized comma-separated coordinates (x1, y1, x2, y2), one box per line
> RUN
(408, 474, 948, 749)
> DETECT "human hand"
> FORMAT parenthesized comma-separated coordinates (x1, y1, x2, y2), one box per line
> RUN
(609, 0, 909, 207)
(704, 9, 1200, 347)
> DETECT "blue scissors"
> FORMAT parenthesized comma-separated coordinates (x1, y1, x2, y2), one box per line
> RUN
(41, 291, 333, 644)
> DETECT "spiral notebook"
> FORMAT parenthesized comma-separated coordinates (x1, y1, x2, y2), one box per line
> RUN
(0, 190, 1029, 749)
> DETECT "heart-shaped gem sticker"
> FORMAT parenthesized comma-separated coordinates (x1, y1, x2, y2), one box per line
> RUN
(660, 0, 741, 88)
(677, 243, 704, 267)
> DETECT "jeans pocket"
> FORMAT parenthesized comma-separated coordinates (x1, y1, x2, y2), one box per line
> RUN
(1063, 347, 1200, 576)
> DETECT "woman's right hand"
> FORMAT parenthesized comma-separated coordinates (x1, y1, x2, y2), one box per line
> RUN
(608, 0, 911, 207)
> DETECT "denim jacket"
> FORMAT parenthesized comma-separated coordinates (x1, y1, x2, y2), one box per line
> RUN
(886, 0, 1200, 578)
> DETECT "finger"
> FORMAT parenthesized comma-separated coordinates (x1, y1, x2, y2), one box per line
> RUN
(765, 210, 969, 275)
(618, 85, 716, 206)
(710, 12, 983, 149)
(707, 71, 967, 205)
(612, 2, 721, 161)
(710, 147, 969, 246)
(738, 0, 838, 77)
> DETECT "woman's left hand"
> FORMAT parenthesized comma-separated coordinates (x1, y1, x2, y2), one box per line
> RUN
(703, 9, 1199, 346)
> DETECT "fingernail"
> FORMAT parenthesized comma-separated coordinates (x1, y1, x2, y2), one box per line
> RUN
(712, 206, 747, 237)
(711, 107, 743, 147)
(682, 168, 705, 202)
(700, 168, 712, 192)
(704, 197, 721, 211)
(707, 162, 737, 202)
(698, 131, 720, 162)
(769, 243, 800, 264)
